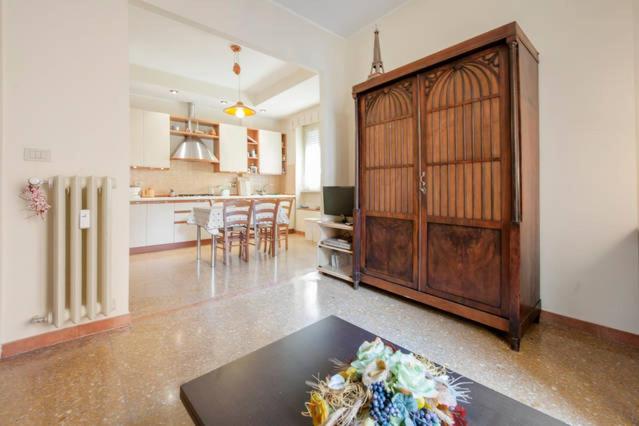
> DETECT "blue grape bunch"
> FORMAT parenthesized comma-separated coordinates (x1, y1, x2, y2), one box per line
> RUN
(411, 408, 441, 426)
(369, 382, 400, 425)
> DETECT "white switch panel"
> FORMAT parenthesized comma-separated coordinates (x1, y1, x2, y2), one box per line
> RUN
(79, 210, 90, 229)
(24, 148, 51, 162)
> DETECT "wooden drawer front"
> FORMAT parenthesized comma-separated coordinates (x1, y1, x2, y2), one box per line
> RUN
(425, 223, 502, 313)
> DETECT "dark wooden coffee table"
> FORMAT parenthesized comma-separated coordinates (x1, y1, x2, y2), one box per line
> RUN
(180, 316, 565, 425)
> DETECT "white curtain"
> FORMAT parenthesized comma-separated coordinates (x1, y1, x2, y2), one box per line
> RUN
(303, 123, 321, 191)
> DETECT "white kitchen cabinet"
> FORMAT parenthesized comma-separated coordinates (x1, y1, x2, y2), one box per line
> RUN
(174, 223, 197, 243)
(129, 108, 170, 168)
(129, 203, 148, 248)
(258, 129, 283, 175)
(296, 208, 321, 236)
(219, 123, 248, 173)
(143, 111, 170, 168)
(146, 203, 174, 245)
(130, 109, 144, 167)
(131, 201, 215, 248)
(174, 222, 213, 243)
(173, 202, 209, 243)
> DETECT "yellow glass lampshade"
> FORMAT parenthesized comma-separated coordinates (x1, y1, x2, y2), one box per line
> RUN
(224, 101, 255, 118)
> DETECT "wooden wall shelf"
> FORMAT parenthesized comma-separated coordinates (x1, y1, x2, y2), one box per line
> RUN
(167, 114, 285, 176)
(170, 130, 218, 140)
(170, 115, 218, 127)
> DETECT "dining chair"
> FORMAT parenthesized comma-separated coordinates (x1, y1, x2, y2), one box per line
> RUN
(216, 199, 253, 265)
(251, 199, 280, 256)
(276, 198, 294, 251)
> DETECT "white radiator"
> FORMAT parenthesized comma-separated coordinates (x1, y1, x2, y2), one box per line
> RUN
(48, 176, 115, 327)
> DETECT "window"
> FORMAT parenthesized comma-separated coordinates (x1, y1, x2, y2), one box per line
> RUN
(303, 124, 321, 191)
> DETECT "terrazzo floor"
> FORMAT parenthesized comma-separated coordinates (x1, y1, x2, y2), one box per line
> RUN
(0, 235, 637, 425)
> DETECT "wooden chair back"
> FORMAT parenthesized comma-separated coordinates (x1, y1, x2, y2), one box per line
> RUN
(278, 198, 294, 223)
(253, 199, 280, 227)
(222, 199, 253, 229)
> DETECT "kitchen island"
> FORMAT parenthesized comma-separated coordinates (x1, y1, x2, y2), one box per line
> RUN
(130, 194, 295, 253)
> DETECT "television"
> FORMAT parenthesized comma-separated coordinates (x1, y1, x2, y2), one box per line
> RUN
(323, 186, 354, 221)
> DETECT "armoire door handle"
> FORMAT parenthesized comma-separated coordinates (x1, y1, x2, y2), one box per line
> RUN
(419, 171, 427, 194)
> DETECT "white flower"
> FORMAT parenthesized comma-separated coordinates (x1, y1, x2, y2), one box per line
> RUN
(390, 352, 438, 399)
(328, 374, 346, 390)
(350, 338, 392, 374)
(435, 380, 457, 407)
(362, 359, 390, 386)
(434, 374, 472, 408)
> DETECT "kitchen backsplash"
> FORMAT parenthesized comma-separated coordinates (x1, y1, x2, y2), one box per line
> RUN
(130, 160, 284, 195)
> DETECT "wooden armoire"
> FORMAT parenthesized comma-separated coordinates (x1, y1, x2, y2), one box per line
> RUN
(352, 23, 540, 350)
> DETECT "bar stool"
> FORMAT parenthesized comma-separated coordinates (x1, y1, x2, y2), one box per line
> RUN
(251, 199, 280, 256)
(216, 199, 253, 265)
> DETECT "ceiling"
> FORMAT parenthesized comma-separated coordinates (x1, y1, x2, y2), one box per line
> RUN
(256, 75, 320, 118)
(128, 3, 319, 118)
(271, 0, 410, 37)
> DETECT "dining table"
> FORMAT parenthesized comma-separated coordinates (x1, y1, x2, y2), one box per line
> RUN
(188, 202, 291, 264)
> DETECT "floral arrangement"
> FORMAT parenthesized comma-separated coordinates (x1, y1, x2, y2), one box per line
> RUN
(21, 180, 51, 219)
(303, 338, 471, 426)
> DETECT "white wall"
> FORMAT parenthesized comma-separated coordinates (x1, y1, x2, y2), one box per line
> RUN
(137, 0, 352, 186)
(0, 0, 5, 345)
(1, 0, 635, 345)
(345, 0, 639, 334)
(635, 0, 639, 225)
(0, 0, 130, 344)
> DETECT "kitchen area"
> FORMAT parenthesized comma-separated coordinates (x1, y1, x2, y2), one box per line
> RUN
(129, 103, 295, 253)
(127, 2, 322, 257)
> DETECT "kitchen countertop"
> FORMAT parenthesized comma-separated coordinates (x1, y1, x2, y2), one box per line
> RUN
(130, 194, 295, 203)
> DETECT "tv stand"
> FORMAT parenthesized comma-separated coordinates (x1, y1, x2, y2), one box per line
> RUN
(336, 214, 353, 225)
(316, 221, 354, 286)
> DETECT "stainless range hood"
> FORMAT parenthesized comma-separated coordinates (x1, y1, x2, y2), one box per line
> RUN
(171, 103, 218, 163)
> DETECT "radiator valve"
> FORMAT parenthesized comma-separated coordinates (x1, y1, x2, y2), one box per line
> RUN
(30, 313, 53, 324)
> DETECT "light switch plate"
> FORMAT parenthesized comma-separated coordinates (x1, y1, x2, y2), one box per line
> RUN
(24, 148, 51, 162)
(79, 210, 90, 229)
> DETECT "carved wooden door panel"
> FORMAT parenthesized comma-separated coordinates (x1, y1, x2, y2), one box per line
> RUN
(418, 46, 510, 316)
(359, 77, 419, 289)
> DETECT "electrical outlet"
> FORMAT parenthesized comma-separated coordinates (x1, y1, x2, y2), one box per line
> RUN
(24, 148, 51, 162)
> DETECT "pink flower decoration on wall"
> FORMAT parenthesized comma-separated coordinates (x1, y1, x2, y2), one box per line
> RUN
(21, 179, 51, 219)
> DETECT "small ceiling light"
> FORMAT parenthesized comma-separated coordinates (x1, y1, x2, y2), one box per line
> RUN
(169, 89, 179, 94)
(224, 45, 256, 118)
(259, 108, 267, 113)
